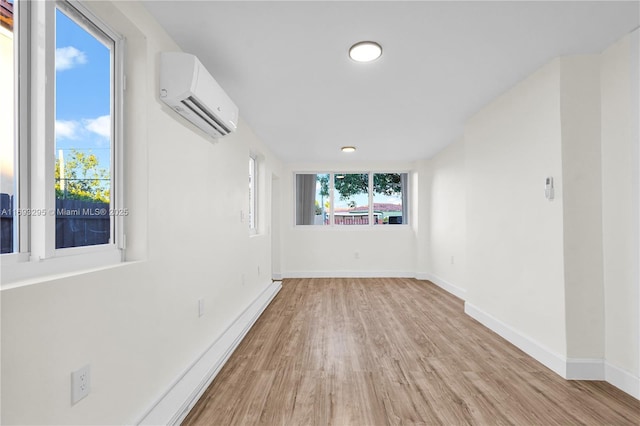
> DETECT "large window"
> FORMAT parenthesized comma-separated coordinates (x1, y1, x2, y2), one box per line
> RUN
(295, 172, 408, 226)
(0, 0, 16, 254)
(55, 2, 115, 249)
(2, 1, 124, 279)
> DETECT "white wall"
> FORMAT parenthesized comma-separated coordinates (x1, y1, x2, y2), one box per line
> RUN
(271, 174, 282, 279)
(464, 59, 568, 358)
(426, 35, 639, 396)
(1, 2, 281, 424)
(560, 55, 604, 359)
(601, 30, 640, 381)
(280, 162, 417, 277)
(423, 138, 466, 295)
(414, 159, 429, 278)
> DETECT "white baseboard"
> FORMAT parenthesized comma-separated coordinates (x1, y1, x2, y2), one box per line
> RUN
(464, 302, 567, 377)
(605, 361, 640, 399)
(414, 272, 429, 280)
(272, 272, 283, 280)
(424, 273, 467, 301)
(565, 358, 604, 380)
(282, 270, 415, 279)
(465, 302, 640, 400)
(137, 281, 282, 425)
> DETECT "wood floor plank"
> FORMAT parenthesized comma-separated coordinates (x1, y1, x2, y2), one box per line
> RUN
(183, 278, 640, 426)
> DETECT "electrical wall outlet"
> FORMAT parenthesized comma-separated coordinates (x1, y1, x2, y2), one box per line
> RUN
(71, 364, 90, 405)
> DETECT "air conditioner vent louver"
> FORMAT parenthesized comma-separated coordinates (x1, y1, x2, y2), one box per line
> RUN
(181, 96, 232, 135)
(159, 52, 238, 139)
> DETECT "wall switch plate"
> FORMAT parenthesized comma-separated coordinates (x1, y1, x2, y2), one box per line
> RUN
(71, 364, 90, 405)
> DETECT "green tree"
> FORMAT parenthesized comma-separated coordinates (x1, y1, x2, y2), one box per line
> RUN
(332, 173, 402, 200)
(318, 174, 330, 198)
(373, 173, 402, 196)
(316, 174, 330, 214)
(55, 150, 110, 203)
(334, 173, 368, 201)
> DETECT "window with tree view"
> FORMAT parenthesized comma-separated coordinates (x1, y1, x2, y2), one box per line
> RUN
(55, 4, 114, 249)
(0, 0, 15, 254)
(372, 173, 407, 225)
(295, 172, 408, 226)
(334, 173, 369, 225)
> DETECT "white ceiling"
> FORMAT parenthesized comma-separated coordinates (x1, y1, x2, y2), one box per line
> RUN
(143, 1, 639, 163)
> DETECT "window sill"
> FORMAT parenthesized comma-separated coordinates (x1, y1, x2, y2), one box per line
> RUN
(293, 224, 412, 231)
(1, 247, 125, 290)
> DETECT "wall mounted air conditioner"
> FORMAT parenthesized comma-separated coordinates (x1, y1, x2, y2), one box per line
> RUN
(159, 52, 238, 138)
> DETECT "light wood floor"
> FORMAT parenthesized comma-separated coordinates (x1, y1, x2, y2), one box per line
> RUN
(183, 278, 640, 425)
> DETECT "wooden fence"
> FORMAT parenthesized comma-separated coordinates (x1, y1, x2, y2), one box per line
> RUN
(0, 193, 110, 252)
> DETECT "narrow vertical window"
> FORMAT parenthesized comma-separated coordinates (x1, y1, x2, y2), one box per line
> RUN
(334, 173, 369, 225)
(54, 3, 114, 249)
(0, 0, 16, 254)
(2, 1, 124, 281)
(372, 173, 407, 225)
(248, 156, 257, 232)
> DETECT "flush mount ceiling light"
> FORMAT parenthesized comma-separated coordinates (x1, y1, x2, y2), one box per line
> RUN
(348, 41, 382, 62)
(341, 146, 356, 153)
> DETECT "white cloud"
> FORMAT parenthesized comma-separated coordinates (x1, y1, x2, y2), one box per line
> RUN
(84, 115, 111, 139)
(55, 116, 110, 142)
(55, 120, 80, 140)
(55, 46, 87, 72)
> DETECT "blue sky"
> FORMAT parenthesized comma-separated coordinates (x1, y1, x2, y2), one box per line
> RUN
(55, 8, 111, 173)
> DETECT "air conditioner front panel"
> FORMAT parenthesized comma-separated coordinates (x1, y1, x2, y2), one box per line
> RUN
(191, 67, 238, 132)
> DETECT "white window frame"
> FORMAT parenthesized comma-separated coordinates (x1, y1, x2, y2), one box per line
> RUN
(293, 171, 410, 228)
(249, 154, 257, 234)
(1, 0, 125, 285)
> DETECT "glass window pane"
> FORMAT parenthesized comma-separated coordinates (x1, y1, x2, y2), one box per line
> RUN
(334, 173, 369, 225)
(55, 6, 113, 249)
(373, 173, 407, 225)
(295, 173, 329, 225)
(1, 0, 16, 254)
(249, 156, 256, 230)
